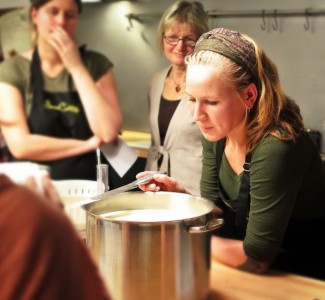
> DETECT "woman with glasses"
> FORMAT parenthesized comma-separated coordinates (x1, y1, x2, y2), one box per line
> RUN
(145, 1, 208, 196)
(0, 0, 122, 181)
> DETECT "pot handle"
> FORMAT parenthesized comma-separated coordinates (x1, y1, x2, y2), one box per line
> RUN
(186, 218, 224, 234)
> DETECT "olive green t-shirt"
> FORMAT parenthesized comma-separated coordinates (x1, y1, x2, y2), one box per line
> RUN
(0, 49, 113, 116)
(0, 49, 114, 180)
(201, 132, 325, 263)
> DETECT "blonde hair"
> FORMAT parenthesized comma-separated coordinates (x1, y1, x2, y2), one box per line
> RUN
(186, 35, 305, 152)
(157, 1, 208, 52)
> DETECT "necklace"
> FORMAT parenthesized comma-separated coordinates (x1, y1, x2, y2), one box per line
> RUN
(170, 71, 185, 93)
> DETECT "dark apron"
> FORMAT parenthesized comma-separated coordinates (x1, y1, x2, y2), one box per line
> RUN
(29, 47, 146, 185)
(214, 138, 251, 240)
(23, 47, 96, 180)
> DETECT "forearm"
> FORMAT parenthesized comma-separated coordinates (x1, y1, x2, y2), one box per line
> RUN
(70, 67, 122, 142)
(7, 134, 97, 161)
(211, 236, 269, 274)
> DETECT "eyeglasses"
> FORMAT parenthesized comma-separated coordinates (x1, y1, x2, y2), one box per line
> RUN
(163, 36, 197, 47)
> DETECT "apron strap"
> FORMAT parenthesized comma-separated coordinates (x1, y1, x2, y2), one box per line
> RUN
(215, 138, 226, 171)
(215, 138, 251, 230)
(236, 152, 251, 227)
(31, 47, 44, 106)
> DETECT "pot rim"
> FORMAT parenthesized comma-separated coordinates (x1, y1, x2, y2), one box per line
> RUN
(82, 191, 216, 224)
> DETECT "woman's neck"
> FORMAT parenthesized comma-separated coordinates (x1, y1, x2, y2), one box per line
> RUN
(36, 41, 64, 77)
(38, 41, 61, 64)
(225, 133, 248, 175)
(171, 65, 186, 81)
(227, 126, 247, 146)
(169, 65, 186, 93)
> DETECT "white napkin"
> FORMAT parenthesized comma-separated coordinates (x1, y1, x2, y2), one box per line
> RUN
(100, 138, 138, 177)
(0, 162, 49, 189)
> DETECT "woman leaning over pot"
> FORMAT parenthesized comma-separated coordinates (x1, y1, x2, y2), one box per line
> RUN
(0, 0, 122, 180)
(138, 28, 325, 280)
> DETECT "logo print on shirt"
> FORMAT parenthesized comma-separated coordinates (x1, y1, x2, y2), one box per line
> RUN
(44, 99, 80, 114)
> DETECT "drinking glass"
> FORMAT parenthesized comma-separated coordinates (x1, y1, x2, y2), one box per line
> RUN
(97, 164, 109, 194)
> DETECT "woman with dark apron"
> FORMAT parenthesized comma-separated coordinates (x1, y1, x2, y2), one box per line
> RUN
(0, 0, 122, 180)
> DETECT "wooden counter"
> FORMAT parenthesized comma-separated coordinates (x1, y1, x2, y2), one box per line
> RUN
(209, 259, 325, 299)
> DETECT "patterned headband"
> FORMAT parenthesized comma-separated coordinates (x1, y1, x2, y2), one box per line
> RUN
(194, 28, 257, 76)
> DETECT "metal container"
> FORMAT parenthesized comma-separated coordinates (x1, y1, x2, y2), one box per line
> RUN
(83, 191, 223, 300)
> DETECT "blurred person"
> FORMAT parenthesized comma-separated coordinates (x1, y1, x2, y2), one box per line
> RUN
(138, 28, 325, 280)
(145, 1, 208, 196)
(0, 171, 111, 299)
(0, 0, 122, 180)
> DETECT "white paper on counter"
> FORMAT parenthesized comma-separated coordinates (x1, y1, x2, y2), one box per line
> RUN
(100, 138, 138, 177)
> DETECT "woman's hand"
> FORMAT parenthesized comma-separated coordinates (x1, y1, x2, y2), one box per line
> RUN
(136, 171, 188, 194)
(49, 26, 83, 74)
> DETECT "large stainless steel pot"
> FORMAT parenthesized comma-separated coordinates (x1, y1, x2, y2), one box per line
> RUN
(83, 191, 223, 300)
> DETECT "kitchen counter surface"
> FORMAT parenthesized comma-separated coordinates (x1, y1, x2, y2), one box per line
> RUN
(209, 259, 325, 299)
(120, 130, 151, 158)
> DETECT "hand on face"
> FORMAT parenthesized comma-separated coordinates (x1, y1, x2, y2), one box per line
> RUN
(48, 26, 82, 73)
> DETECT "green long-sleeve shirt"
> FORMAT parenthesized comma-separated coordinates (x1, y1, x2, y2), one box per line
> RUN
(201, 131, 325, 264)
